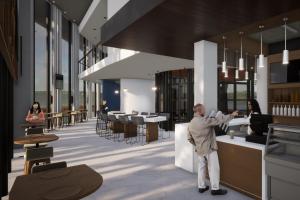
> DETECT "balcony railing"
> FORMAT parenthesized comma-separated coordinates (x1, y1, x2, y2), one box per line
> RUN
(78, 44, 108, 73)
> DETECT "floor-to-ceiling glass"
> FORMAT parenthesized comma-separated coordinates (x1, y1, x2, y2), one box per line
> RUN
(61, 16, 70, 112)
(79, 36, 85, 109)
(34, 0, 50, 112)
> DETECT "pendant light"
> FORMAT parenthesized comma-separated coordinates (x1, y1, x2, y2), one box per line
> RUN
(245, 53, 249, 80)
(258, 25, 265, 68)
(222, 36, 227, 73)
(282, 17, 289, 65)
(235, 50, 239, 79)
(254, 55, 257, 81)
(239, 32, 244, 70)
(224, 68, 228, 78)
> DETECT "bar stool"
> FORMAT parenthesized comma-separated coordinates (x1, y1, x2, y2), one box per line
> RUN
(107, 115, 122, 141)
(159, 113, 171, 139)
(131, 116, 146, 145)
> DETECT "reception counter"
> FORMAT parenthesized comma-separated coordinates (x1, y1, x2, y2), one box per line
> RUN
(175, 122, 266, 200)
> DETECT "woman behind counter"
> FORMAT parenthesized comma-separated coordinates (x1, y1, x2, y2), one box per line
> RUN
(247, 99, 261, 135)
(26, 101, 45, 123)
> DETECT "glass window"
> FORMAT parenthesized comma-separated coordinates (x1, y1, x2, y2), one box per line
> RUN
(236, 84, 247, 100)
(61, 16, 70, 112)
(34, 0, 50, 112)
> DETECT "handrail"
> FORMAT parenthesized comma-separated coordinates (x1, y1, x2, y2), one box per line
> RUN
(78, 43, 108, 73)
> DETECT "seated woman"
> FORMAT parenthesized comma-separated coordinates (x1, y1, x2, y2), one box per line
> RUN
(247, 99, 262, 135)
(26, 102, 45, 124)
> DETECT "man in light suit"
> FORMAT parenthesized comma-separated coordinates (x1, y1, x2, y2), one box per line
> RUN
(188, 103, 238, 195)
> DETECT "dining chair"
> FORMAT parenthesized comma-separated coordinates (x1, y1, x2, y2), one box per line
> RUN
(119, 115, 137, 144)
(25, 127, 46, 148)
(140, 112, 149, 115)
(31, 161, 67, 174)
(131, 116, 146, 145)
(24, 146, 53, 175)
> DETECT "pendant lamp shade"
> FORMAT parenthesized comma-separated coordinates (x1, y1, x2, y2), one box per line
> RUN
(239, 32, 244, 70)
(258, 25, 264, 68)
(258, 54, 264, 68)
(222, 61, 226, 73)
(245, 71, 249, 80)
(224, 69, 228, 78)
(282, 49, 289, 65)
(235, 69, 239, 79)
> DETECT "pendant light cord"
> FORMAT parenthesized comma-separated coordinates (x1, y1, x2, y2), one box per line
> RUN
(284, 19, 287, 50)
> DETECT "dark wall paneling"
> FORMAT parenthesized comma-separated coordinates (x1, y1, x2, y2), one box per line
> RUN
(155, 69, 194, 130)
(0, 54, 14, 198)
(269, 37, 300, 55)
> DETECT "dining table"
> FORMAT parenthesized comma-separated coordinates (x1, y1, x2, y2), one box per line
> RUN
(19, 122, 46, 129)
(107, 112, 167, 143)
(9, 164, 103, 200)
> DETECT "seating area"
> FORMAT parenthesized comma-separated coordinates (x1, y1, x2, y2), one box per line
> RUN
(96, 111, 171, 145)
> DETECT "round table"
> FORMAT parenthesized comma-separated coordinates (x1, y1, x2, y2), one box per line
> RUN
(9, 164, 103, 200)
(14, 134, 59, 148)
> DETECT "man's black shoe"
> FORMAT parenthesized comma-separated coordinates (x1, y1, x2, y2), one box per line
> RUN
(211, 189, 227, 195)
(198, 186, 209, 193)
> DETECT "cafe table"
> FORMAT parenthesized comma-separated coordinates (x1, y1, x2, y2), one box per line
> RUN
(14, 134, 59, 148)
(9, 164, 103, 200)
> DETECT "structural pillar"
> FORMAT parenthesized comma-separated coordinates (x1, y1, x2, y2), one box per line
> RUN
(194, 40, 218, 114)
(256, 57, 268, 114)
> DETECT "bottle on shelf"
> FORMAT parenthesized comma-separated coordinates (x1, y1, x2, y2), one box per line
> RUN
(296, 105, 300, 117)
(288, 105, 291, 116)
(272, 105, 276, 116)
(292, 105, 296, 117)
(283, 105, 287, 116)
(276, 105, 280, 116)
(280, 105, 284, 116)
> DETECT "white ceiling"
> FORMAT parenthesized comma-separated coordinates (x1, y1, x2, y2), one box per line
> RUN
(79, 0, 107, 45)
(79, 52, 194, 82)
(248, 21, 300, 44)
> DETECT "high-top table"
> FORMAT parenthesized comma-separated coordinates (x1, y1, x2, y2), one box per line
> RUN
(9, 164, 103, 200)
(107, 112, 167, 143)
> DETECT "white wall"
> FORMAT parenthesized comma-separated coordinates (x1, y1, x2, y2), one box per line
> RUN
(256, 57, 268, 114)
(120, 79, 155, 114)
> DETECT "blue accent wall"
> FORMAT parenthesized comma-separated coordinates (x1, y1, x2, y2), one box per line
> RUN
(102, 80, 120, 111)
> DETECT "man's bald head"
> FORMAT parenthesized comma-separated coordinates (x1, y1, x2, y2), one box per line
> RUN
(193, 104, 205, 116)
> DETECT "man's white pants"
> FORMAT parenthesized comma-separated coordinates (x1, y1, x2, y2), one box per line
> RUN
(198, 150, 220, 190)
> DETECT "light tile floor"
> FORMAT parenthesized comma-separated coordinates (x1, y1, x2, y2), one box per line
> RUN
(5, 119, 253, 200)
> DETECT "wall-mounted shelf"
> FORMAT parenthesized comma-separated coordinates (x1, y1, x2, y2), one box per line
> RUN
(269, 102, 300, 105)
(269, 83, 300, 89)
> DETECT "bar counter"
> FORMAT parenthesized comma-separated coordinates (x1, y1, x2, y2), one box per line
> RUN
(175, 123, 267, 200)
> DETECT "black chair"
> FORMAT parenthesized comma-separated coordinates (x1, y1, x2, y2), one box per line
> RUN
(107, 115, 122, 141)
(132, 110, 139, 115)
(27, 127, 44, 135)
(31, 161, 67, 174)
(131, 116, 146, 145)
(140, 112, 149, 115)
(158, 113, 171, 139)
(150, 113, 158, 116)
(119, 115, 135, 143)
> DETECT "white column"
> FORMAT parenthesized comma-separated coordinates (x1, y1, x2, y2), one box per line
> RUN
(256, 57, 268, 114)
(194, 40, 218, 114)
(71, 23, 80, 110)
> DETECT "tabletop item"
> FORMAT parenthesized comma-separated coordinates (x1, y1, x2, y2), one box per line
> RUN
(9, 164, 103, 200)
(229, 130, 235, 139)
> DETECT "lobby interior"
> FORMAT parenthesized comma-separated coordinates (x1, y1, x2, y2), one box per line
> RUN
(1, 0, 300, 200)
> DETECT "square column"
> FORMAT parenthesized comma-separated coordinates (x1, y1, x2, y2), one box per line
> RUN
(194, 40, 218, 113)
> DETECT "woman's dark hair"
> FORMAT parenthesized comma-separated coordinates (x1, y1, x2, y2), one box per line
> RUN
(30, 101, 42, 114)
(249, 99, 261, 114)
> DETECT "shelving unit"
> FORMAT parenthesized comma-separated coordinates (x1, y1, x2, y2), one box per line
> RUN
(267, 50, 300, 125)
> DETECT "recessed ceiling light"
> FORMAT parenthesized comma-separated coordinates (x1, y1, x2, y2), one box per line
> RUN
(52, 1, 55, 3)
(63, 11, 67, 14)
(73, 19, 76, 22)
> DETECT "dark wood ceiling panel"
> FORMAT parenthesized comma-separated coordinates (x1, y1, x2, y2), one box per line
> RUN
(101, 0, 300, 59)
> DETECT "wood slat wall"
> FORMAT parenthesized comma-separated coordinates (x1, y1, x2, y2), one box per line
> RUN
(0, 0, 17, 80)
